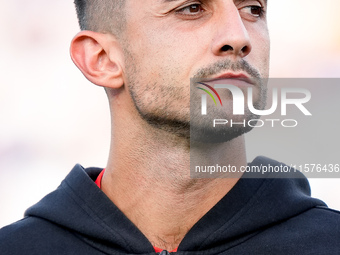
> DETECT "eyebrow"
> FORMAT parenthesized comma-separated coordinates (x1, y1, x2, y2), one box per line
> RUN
(237, 0, 268, 4)
(161, 0, 268, 5)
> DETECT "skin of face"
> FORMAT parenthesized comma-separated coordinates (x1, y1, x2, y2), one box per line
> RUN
(120, 0, 270, 141)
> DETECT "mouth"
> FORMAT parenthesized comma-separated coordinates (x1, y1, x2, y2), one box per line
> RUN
(203, 72, 255, 87)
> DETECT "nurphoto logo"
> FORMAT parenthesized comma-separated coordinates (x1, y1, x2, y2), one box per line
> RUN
(197, 82, 312, 128)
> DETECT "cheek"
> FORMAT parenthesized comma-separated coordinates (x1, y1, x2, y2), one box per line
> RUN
(130, 38, 196, 89)
(247, 24, 270, 77)
(129, 19, 205, 73)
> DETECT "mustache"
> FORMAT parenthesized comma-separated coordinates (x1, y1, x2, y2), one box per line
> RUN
(192, 59, 262, 81)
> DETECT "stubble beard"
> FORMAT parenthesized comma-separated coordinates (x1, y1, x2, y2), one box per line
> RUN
(190, 59, 267, 143)
(124, 48, 267, 143)
(124, 48, 191, 139)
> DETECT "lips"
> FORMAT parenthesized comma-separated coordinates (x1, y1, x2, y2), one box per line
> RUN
(202, 72, 255, 87)
(213, 73, 254, 83)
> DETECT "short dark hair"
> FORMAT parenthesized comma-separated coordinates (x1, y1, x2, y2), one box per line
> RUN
(74, 0, 125, 35)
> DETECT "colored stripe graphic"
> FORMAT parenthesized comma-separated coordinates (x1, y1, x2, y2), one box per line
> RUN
(197, 87, 217, 105)
(197, 82, 223, 106)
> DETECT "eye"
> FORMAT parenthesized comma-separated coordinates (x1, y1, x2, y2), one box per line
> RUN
(176, 3, 204, 17)
(241, 5, 265, 18)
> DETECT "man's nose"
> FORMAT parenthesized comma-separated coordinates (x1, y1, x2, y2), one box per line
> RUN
(211, 3, 252, 59)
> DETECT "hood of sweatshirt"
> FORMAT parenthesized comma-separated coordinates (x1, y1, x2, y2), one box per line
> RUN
(24, 156, 326, 254)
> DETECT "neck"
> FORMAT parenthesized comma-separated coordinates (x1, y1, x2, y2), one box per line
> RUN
(101, 96, 246, 251)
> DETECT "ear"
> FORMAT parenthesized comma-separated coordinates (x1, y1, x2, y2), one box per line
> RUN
(70, 31, 124, 89)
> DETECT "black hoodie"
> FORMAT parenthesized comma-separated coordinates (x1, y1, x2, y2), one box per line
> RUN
(1, 156, 339, 254)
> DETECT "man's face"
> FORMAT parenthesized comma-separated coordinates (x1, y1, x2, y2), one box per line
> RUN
(120, 0, 270, 139)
